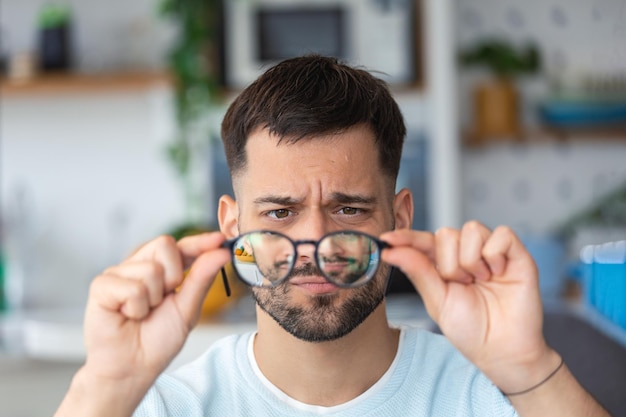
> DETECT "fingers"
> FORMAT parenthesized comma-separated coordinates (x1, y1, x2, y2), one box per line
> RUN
(177, 232, 230, 270)
(127, 235, 184, 293)
(174, 232, 231, 324)
(90, 232, 230, 325)
(380, 229, 436, 259)
(483, 225, 536, 278)
(103, 261, 165, 308)
(435, 228, 474, 283)
(382, 222, 533, 285)
(380, 229, 446, 316)
(459, 222, 492, 282)
(436, 222, 530, 283)
(382, 243, 446, 316)
(174, 247, 231, 324)
(90, 274, 152, 320)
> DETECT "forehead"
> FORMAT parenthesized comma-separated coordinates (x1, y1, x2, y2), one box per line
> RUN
(232, 125, 389, 201)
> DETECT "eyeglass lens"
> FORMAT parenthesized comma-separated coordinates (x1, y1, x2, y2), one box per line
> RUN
(229, 231, 382, 288)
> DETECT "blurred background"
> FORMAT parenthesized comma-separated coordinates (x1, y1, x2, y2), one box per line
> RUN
(1, 0, 625, 415)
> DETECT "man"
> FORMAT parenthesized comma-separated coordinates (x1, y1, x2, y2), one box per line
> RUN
(55, 55, 609, 416)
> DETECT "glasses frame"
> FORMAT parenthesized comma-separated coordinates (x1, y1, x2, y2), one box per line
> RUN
(219, 230, 390, 296)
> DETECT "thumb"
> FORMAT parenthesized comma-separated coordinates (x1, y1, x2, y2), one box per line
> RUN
(174, 248, 231, 326)
(383, 246, 446, 320)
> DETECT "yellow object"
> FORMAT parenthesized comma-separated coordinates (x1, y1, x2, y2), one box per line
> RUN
(178, 259, 247, 319)
(235, 254, 255, 263)
(169, 226, 247, 318)
(472, 78, 520, 142)
(200, 263, 247, 318)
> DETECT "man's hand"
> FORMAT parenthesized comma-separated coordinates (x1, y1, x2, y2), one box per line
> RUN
(380, 222, 556, 393)
(55, 232, 231, 417)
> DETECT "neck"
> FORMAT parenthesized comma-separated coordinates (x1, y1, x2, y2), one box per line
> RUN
(253, 301, 400, 407)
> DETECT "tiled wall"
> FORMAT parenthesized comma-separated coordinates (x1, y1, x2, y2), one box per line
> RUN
(462, 141, 626, 236)
(456, 0, 626, 241)
(456, 0, 626, 78)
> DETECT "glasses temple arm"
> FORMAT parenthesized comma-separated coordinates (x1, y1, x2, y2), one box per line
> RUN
(221, 267, 232, 297)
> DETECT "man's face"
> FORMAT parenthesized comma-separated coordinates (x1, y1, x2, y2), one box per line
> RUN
(224, 124, 398, 342)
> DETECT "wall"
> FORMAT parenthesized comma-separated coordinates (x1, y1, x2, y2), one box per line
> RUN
(1, 87, 187, 309)
(462, 141, 626, 236)
(0, 0, 177, 309)
(456, 0, 626, 242)
(0, 0, 173, 73)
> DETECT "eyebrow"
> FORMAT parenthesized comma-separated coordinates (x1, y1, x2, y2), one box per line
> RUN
(253, 195, 303, 206)
(252, 193, 377, 206)
(331, 192, 377, 205)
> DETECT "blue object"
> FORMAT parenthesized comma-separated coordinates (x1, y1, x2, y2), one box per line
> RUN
(580, 241, 626, 330)
(521, 235, 567, 300)
(539, 101, 626, 127)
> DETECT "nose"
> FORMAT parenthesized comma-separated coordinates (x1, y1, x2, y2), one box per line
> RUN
(288, 210, 332, 261)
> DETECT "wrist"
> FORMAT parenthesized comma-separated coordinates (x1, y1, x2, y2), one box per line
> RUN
(55, 365, 153, 417)
(501, 355, 564, 396)
(486, 347, 562, 395)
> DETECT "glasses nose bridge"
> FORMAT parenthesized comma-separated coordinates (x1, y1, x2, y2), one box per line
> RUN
(291, 239, 318, 258)
(292, 239, 317, 246)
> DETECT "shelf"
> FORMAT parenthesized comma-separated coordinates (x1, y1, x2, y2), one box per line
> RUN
(0, 70, 173, 97)
(463, 125, 626, 147)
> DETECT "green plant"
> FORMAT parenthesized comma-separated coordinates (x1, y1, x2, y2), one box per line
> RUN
(555, 181, 626, 239)
(37, 4, 71, 29)
(459, 39, 541, 78)
(158, 0, 223, 223)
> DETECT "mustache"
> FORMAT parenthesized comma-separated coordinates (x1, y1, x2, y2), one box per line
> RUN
(288, 262, 323, 278)
(321, 255, 352, 263)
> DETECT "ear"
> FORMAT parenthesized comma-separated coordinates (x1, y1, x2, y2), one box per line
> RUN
(218, 194, 239, 238)
(393, 188, 413, 230)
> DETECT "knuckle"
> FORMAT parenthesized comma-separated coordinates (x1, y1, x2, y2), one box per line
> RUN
(435, 227, 458, 240)
(154, 234, 177, 247)
(493, 225, 514, 237)
(145, 261, 165, 278)
(437, 263, 457, 277)
(462, 220, 484, 233)
(89, 275, 106, 294)
(127, 280, 149, 300)
(458, 254, 476, 270)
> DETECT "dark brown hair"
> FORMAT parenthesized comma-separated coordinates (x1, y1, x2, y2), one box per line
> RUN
(221, 55, 406, 181)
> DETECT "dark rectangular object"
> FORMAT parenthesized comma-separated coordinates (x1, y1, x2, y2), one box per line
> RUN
(256, 7, 346, 61)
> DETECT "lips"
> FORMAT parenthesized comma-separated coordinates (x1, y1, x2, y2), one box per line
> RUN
(289, 276, 339, 294)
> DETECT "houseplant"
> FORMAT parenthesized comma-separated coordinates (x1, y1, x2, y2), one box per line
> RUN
(158, 0, 223, 230)
(37, 3, 73, 71)
(459, 39, 541, 142)
(158, 1, 245, 315)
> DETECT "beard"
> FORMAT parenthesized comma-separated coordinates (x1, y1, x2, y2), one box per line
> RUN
(251, 262, 390, 343)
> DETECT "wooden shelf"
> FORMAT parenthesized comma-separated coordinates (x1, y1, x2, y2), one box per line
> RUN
(0, 70, 173, 97)
(463, 125, 626, 147)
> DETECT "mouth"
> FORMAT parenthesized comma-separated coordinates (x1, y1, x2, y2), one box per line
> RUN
(289, 276, 339, 294)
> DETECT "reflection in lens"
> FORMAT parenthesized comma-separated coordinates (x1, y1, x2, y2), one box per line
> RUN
(232, 232, 294, 286)
(317, 232, 378, 286)
(231, 231, 382, 288)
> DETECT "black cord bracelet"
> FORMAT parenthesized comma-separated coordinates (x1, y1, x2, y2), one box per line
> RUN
(502, 356, 565, 396)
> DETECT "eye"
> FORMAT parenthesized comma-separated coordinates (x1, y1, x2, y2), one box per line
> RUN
(267, 209, 292, 219)
(338, 207, 362, 215)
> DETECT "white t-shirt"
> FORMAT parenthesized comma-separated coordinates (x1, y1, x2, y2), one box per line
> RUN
(134, 327, 517, 416)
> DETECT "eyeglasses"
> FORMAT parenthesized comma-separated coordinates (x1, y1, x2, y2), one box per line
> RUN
(219, 230, 389, 296)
